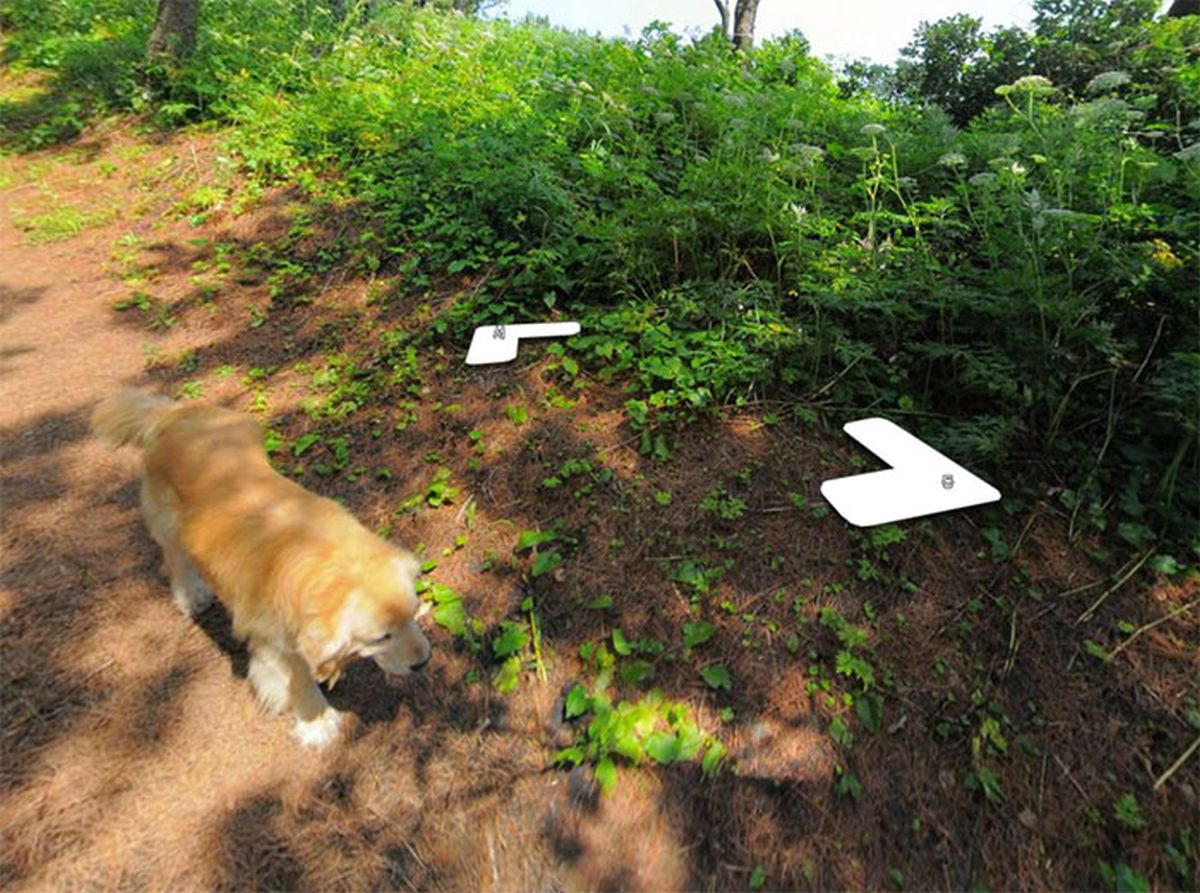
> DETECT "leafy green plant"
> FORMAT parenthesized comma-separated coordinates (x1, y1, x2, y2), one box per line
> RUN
(700, 487, 747, 521)
(835, 766, 863, 802)
(418, 580, 482, 652)
(1098, 861, 1150, 893)
(670, 559, 725, 597)
(490, 594, 546, 692)
(554, 686, 726, 793)
(1112, 792, 1146, 831)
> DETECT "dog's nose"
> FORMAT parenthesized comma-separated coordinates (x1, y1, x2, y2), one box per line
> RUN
(410, 654, 431, 672)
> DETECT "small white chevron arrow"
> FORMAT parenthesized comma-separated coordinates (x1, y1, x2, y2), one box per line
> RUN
(465, 322, 581, 366)
(820, 418, 1001, 527)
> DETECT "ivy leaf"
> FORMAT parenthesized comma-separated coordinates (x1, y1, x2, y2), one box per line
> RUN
(531, 550, 562, 577)
(856, 693, 883, 734)
(493, 621, 530, 657)
(700, 665, 732, 690)
(565, 684, 590, 719)
(829, 716, 854, 748)
(836, 769, 862, 801)
(492, 655, 522, 693)
(645, 731, 681, 765)
(968, 765, 1004, 804)
(701, 740, 726, 775)
(552, 746, 584, 766)
(515, 528, 555, 552)
(612, 627, 632, 656)
(683, 620, 716, 648)
(619, 659, 655, 686)
(595, 757, 618, 794)
(292, 433, 320, 456)
(1148, 554, 1178, 575)
(612, 728, 644, 763)
(432, 599, 467, 636)
(836, 650, 875, 689)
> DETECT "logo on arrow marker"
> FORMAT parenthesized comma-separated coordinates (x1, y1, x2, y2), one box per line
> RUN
(465, 322, 581, 366)
(820, 418, 1000, 527)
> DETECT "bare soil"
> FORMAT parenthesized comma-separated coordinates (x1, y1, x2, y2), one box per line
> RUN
(1, 118, 1196, 893)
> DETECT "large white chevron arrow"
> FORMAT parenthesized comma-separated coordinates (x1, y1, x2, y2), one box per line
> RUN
(820, 418, 1000, 527)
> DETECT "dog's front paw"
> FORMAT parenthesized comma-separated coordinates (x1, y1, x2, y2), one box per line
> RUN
(293, 708, 343, 749)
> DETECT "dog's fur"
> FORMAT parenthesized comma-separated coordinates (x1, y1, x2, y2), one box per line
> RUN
(92, 390, 431, 748)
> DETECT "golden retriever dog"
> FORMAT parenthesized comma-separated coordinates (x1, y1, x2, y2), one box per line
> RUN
(92, 390, 431, 748)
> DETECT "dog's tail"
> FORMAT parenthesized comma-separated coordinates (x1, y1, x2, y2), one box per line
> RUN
(91, 390, 176, 450)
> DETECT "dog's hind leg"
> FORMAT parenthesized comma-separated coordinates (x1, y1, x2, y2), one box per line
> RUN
(141, 479, 212, 616)
(162, 544, 213, 616)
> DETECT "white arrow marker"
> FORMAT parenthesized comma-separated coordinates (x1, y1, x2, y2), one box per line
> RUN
(820, 417, 1000, 527)
(465, 322, 581, 366)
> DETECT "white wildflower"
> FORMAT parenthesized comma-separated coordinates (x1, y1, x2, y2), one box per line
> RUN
(938, 152, 967, 169)
(795, 144, 825, 163)
(1086, 70, 1131, 94)
(1011, 75, 1054, 94)
(860, 123, 886, 136)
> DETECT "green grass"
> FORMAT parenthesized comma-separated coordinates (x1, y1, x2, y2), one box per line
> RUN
(12, 202, 118, 243)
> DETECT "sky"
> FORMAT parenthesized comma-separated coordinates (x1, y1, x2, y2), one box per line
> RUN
(487, 0, 1037, 64)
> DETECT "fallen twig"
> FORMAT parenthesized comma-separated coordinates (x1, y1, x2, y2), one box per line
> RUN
(1077, 548, 1155, 624)
(1108, 598, 1198, 659)
(1153, 731, 1200, 791)
(1053, 754, 1088, 799)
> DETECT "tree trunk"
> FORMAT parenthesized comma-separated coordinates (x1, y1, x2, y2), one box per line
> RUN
(712, 0, 731, 38)
(147, 0, 200, 62)
(732, 0, 760, 51)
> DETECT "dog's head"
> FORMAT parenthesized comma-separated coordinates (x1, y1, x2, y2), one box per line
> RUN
(296, 547, 432, 687)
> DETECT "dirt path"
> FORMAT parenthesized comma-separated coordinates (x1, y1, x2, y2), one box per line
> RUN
(0, 141, 366, 890)
(0, 129, 692, 893)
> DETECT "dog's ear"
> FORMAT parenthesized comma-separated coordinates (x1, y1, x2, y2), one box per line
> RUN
(394, 552, 422, 588)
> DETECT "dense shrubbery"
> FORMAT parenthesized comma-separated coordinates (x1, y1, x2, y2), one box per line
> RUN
(880, 0, 1200, 126)
(3, 1, 1197, 553)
